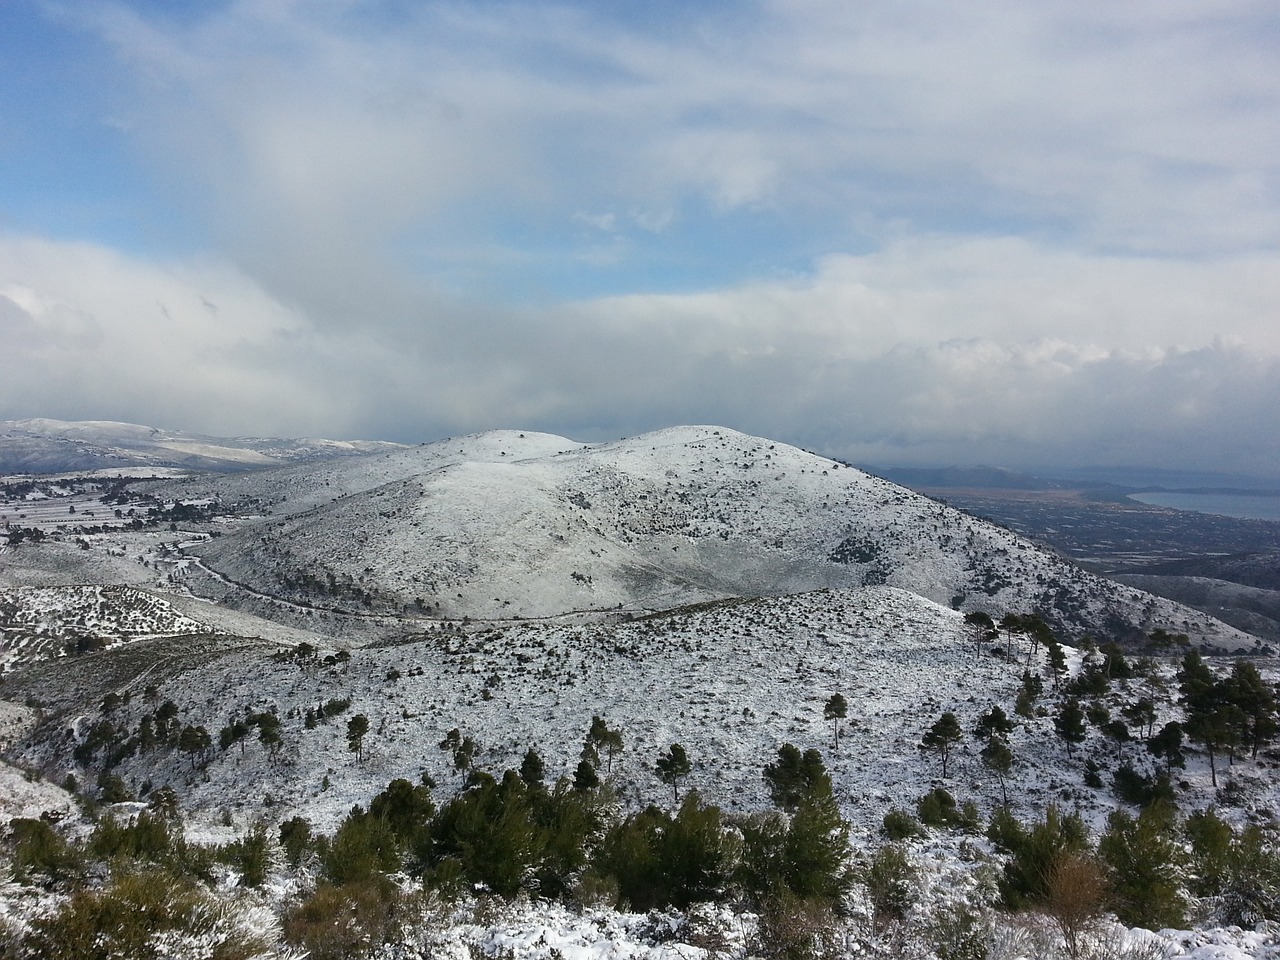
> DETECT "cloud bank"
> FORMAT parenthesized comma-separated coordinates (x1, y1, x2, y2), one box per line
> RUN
(1, 1, 1278, 475)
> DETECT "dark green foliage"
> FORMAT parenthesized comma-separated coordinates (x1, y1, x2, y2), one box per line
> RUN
(322, 806, 402, 886)
(346, 714, 369, 761)
(1112, 764, 1175, 809)
(916, 787, 962, 828)
(520, 748, 545, 786)
(88, 810, 212, 881)
(178, 724, 212, 768)
(762, 743, 832, 811)
(862, 842, 917, 926)
(1123, 698, 1157, 740)
(422, 771, 541, 897)
(219, 719, 250, 752)
(1083, 758, 1105, 788)
(279, 816, 313, 867)
(1099, 642, 1132, 680)
(1046, 639, 1067, 690)
(96, 771, 133, 803)
(881, 807, 924, 841)
(823, 693, 848, 749)
(583, 716, 625, 774)
(919, 711, 963, 777)
(252, 709, 282, 751)
(1225, 660, 1279, 759)
(528, 780, 604, 898)
(980, 735, 1014, 806)
(1098, 803, 1186, 929)
(965, 611, 997, 657)
(656, 743, 692, 803)
(997, 806, 1089, 910)
(973, 705, 1014, 741)
(222, 821, 271, 888)
(594, 793, 738, 911)
(1053, 698, 1087, 758)
(737, 790, 852, 908)
(986, 806, 1025, 853)
(7, 818, 83, 888)
(573, 759, 600, 791)
(1186, 811, 1280, 925)
(368, 777, 435, 850)
(1148, 721, 1186, 775)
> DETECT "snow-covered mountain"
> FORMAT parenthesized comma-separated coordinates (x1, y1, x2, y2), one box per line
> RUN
(0, 418, 404, 474)
(170, 425, 1254, 648)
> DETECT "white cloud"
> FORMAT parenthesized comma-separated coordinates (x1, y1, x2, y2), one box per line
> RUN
(8, 1, 1278, 473)
(4, 229, 1279, 473)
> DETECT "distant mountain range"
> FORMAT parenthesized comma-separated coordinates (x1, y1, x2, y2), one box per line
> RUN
(0, 418, 403, 474)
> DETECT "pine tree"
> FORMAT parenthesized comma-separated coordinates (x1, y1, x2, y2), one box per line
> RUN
(920, 712, 963, 778)
(763, 743, 832, 811)
(1054, 699, 1087, 759)
(964, 611, 997, 658)
(1148, 721, 1186, 776)
(974, 705, 1015, 741)
(520, 748, 545, 786)
(823, 693, 848, 750)
(656, 744, 692, 804)
(346, 714, 370, 762)
(981, 735, 1014, 807)
(572, 759, 599, 792)
(1098, 804, 1187, 929)
(1225, 660, 1279, 759)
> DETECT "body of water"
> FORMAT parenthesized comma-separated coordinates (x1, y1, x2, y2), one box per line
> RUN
(1129, 492, 1280, 522)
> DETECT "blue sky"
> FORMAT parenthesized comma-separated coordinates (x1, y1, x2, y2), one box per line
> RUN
(2, 0, 1280, 477)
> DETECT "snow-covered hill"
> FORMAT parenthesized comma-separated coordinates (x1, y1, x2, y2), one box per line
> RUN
(178, 425, 1254, 649)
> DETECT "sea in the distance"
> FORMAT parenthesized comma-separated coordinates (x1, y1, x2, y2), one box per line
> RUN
(1129, 492, 1280, 522)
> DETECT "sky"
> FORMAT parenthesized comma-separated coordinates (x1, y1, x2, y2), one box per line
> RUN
(1, 1, 1279, 478)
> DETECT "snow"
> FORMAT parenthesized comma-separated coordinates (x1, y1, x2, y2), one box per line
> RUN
(0, 423, 1277, 958)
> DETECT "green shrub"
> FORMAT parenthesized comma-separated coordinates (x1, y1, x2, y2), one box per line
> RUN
(7, 818, 83, 888)
(917, 787, 961, 828)
(881, 807, 924, 841)
(279, 815, 313, 868)
(998, 806, 1089, 910)
(862, 842, 917, 926)
(22, 867, 269, 960)
(282, 881, 406, 960)
(1097, 803, 1186, 929)
(220, 821, 272, 888)
(595, 793, 738, 911)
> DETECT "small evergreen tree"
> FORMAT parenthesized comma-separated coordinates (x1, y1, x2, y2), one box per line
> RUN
(1148, 721, 1186, 776)
(519, 748, 545, 787)
(974, 705, 1015, 741)
(1098, 803, 1186, 929)
(572, 759, 600, 792)
(920, 712, 963, 778)
(762, 743, 832, 811)
(824, 693, 848, 750)
(1054, 698, 1088, 759)
(656, 744, 692, 804)
(347, 714, 370, 762)
(981, 735, 1014, 807)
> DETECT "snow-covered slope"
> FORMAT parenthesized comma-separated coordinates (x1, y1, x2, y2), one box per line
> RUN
(0, 418, 405, 474)
(5, 584, 1272, 843)
(0, 584, 212, 671)
(187, 425, 1253, 648)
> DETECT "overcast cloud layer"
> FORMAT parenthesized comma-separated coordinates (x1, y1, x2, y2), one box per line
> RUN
(2, 1, 1279, 476)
